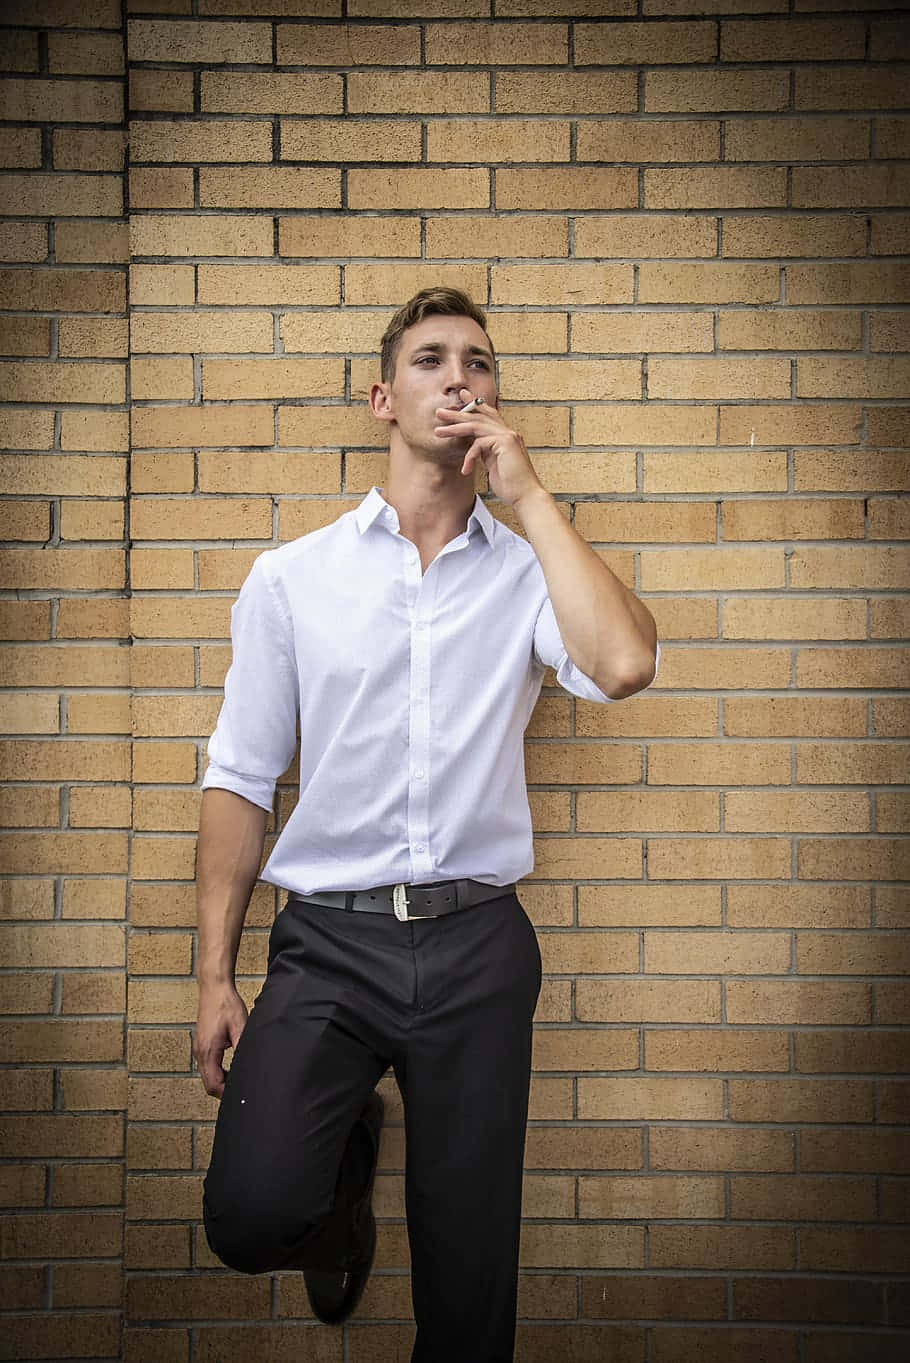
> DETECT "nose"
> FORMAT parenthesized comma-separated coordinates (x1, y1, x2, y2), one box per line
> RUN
(443, 361, 471, 395)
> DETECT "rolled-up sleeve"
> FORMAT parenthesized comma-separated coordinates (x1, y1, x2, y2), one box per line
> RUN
(532, 596, 660, 705)
(201, 552, 300, 812)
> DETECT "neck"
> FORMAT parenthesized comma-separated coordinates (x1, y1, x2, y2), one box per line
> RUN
(382, 447, 477, 564)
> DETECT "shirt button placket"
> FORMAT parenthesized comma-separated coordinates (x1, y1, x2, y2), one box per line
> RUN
(407, 569, 434, 883)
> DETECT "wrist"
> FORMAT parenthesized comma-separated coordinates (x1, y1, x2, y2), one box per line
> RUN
(511, 481, 551, 519)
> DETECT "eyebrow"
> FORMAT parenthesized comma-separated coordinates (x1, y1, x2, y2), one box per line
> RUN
(408, 340, 494, 362)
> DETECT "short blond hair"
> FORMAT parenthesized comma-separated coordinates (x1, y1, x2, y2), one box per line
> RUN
(380, 287, 493, 382)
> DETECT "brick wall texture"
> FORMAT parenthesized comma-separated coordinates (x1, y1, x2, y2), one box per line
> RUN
(1, 0, 908, 1358)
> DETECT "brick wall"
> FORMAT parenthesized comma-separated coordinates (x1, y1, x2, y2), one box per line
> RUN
(2, 1, 908, 1359)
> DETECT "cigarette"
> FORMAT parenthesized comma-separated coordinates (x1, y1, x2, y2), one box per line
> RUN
(459, 396, 482, 413)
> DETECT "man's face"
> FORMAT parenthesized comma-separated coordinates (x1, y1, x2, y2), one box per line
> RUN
(377, 313, 498, 461)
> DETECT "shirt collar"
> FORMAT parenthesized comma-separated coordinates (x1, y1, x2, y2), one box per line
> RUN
(355, 487, 497, 548)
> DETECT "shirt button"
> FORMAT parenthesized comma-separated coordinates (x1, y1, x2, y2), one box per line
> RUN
(414, 843, 425, 853)
(414, 770, 425, 780)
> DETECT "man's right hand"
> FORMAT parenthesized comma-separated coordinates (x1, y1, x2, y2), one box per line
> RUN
(193, 985, 249, 1099)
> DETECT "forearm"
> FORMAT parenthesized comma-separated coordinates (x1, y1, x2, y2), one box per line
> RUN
(196, 787, 268, 987)
(514, 486, 657, 699)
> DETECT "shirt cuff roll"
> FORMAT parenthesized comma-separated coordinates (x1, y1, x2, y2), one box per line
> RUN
(200, 762, 276, 813)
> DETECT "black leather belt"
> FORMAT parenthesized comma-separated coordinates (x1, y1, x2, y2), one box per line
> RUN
(287, 879, 513, 922)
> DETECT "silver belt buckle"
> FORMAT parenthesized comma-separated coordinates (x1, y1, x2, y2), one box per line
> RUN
(393, 884, 410, 922)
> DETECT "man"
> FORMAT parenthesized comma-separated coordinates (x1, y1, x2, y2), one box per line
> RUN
(193, 288, 657, 1361)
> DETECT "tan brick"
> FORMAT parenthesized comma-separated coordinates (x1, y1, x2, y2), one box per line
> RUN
(132, 597, 231, 639)
(576, 214, 716, 260)
(577, 978, 720, 1023)
(56, 600, 129, 641)
(805, 1228, 910, 1274)
(0, 693, 60, 736)
(0, 549, 125, 593)
(65, 694, 131, 736)
(797, 1031, 909, 1078)
(798, 931, 910, 978)
(133, 695, 222, 738)
(580, 119, 719, 165)
(129, 496, 269, 542)
(723, 17, 863, 61)
(3, 0, 121, 20)
(528, 836, 641, 880)
(131, 453, 194, 494)
(580, 1174, 724, 1220)
(655, 357, 791, 401)
(802, 1129, 910, 1175)
(0, 602, 50, 643)
(201, 164, 339, 209)
(348, 167, 487, 211)
(284, 117, 419, 164)
(650, 1127, 794, 1173)
(0, 171, 121, 218)
(648, 836, 790, 880)
(132, 788, 200, 833)
(61, 878, 126, 921)
(53, 127, 126, 173)
(277, 21, 419, 65)
(872, 599, 910, 641)
(499, 69, 636, 114)
(799, 357, 910, 400)
(0, 314, 50, 358)
(579, 885, 722, 930)
(280, 215, 419, 259)
(0, 359, 124, 404)
(128, 18, 271, 63)
(199, 451, 340, 495)
(730, 1078, 873, 1123)
(129, 69, 195, 113)
(797, 741, 907, 786)
(650, 1224, 794, 1271)
(129, 167, 195, 210)
(520, 1225, 644, 1269)
(54, 220, 128, 265)
(727, 884, 869, 930)
(726, 500, 864, 545)
(499, 358, 639, 402)
(0, 500, 50, 540)
(0, 28, 38, 71)
(493, 265, 633, 309)
(649, 737, 794, 785)
(426, 215, 568, 260)
(131, 405, 272, 450)
(52, 1162, 123, 1208)
(795, 164, 910, 212)
(718, 309, 862, 353)
(131, 309, 272, 355)
(722, 214, 865, 259)
(131, 119, 272, 164)
(870, 312, 910, 354)
(532, 1029, 638, 1073)
(579, 1077, 723, 1121)
(130, 549, 194, 590)
(5, 1013, 123, 1061)
(58, 317, 128, 360)
(201, 357, 343, 401)
(202, 70, 342, 115)
(0, 1070, 54, 1111)
(574, 312, 713, 356)
(129, 264, 194, 308)
(0, 267, 125, 315)
(60, 499, 124, 541)
(645, 545, 790, 594)
(734, 1174, 876, 1224)
(348, 70, 489, 115)
(131, 214, 273, 258)
(576, 404, 715, 448)
(0, 127, 41, 168)
(726, 115, 869, 162)
(0, 222, 47, 263)
(344, 263, 487, 306)
(791, 547, 908, 590)
(648, 166, 786, 210)
(424, 20, 565, 64)
(53, 1262, 122, 1308)
(802, 835, 909, 882)
(579, 790, 719, 833)
(639, 262, 778, 305)
(647, 930, 792, 976)
(131, 357, 194, 402)
(131, 742, 197, 785)
(0, 77, 122, 124)
(788, 263, 910, 306)
(576, 502, 714, 544)
(68, 782, 131, 828)
(1, 409, 54, 450)
(655, 646, 792, 691)
(60, 410, 128, 454)
(525, 741, 640, 786)
(646, 68, 788, 113)
(486, 313, 568, 357)
(727, 789, 870, 834)
(719, 404, 861, 447)
(726, 597, 865, 642)
(497, 167, 637, 211)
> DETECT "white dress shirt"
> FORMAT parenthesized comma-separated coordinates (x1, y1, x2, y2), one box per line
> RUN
(202, 487, 639, 895)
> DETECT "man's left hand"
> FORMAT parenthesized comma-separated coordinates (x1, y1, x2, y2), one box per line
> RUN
(434, 389, 545, 509)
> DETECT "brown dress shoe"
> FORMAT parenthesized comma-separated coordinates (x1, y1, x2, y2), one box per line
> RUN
(304, 1091, 384, 1325)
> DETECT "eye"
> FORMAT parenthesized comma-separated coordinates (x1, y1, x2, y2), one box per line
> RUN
(416, 354, 439, 365)
(469, 358, 491, 370)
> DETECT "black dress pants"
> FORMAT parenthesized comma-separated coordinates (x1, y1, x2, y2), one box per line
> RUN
(203, 890, 542, 1363)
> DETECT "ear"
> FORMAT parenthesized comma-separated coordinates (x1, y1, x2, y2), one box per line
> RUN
(370, 381, 394, 423)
